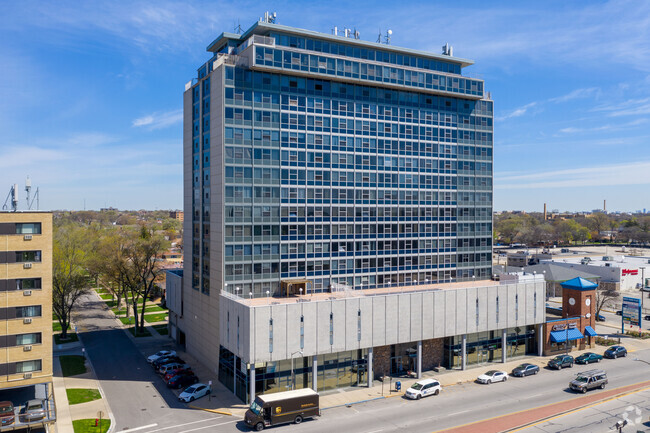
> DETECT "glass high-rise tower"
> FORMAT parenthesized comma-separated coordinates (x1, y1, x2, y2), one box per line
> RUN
(180, 17, 523, 403)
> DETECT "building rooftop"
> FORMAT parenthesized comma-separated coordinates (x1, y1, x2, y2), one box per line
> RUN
(223, 276, 544, 307)
(206, 21, 474, 68)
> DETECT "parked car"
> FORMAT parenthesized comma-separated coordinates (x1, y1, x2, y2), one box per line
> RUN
(604, 346, 627, 359)
(569, 369, 608, 393)
(596, 314, 606, 322)
(644, 314, 650, 321)
(615, 310, 623, 316)
(476, 370, 508, 384)
(159, 363, 190, 376)
(511, 363, 540, 377)
(168, 372, 199, 389)
(0, 401, 15, 426)
(19, 399, 46, 422)
(147, 350, 176, 364)
(548, 355, 574, 370)
(404, 378, 441, 400)
(163, 367, 192, 383)
(575, 352, 603, 365)
(152, 355, 184, 369)
(178, 383, 211, 402)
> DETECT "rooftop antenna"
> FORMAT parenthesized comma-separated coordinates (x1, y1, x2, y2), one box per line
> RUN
(234, 19, 243, 34)
(28, 187, 39, 211)
(384, 29, 392, 45)
(376, 28, 382, 43)
(25, 176, 31, 208)
(2, 184, 18, 212)
(442, 43, 453, 56)
(260, 11, 277, 24)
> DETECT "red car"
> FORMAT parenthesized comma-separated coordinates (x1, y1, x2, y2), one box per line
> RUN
(0, 401, 14, 426)
(163, 367, 192, 383)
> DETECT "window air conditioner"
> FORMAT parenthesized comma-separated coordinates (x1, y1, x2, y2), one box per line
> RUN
(23, 290, 32, 296)
(23, 318, 32, 324)
(23, 345, 32, 352)
(23, 373, 32, 379)
(23, 234, 32, 240)
(23, 263, 32, 269)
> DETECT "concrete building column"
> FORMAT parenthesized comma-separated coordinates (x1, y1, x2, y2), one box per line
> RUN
(312, 355, 318, 392)
(417, 341, 422, 379)
(367, 348, 373, 388)
(537, 324, 544, 356)
(501, 329, 507, 363)
(461, 334, 467, 371)
(249, 364, 255, 403)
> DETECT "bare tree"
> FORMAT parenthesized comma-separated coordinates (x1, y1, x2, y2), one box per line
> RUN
(595, 286, 619, 319)
(52, 225, 90, 339)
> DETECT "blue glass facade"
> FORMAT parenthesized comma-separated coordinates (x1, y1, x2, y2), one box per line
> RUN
(190, 24, 493, 297)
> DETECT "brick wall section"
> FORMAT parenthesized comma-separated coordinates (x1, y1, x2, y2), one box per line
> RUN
(373, 345, 391, 379)
(422, 338, 444, 370)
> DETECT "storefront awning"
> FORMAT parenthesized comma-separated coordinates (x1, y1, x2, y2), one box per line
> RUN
(550, 328, 584, 343)
(584, 326, 597, 337)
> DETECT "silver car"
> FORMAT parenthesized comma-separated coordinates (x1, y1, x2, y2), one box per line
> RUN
(19, 399, 46, 422)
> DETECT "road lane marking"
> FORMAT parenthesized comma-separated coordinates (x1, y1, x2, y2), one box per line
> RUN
(177, 420, 239, 433)
(145, 418, 223, 433)
(508, 386, 650, 432)
(119, 424, 158, 433)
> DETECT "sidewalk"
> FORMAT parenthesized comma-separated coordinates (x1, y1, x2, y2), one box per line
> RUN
(52, 348, 112, 433)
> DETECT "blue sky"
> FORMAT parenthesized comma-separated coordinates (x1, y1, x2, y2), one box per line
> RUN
(1, 0, 649, 212)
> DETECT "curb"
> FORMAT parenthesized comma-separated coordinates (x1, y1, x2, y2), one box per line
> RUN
(187, 405, 234, 416)
(322, 395, 387, 410)
(504, 381, 650, 432)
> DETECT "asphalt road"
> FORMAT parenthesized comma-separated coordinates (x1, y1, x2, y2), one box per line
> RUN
(517, 387, 650, 432)
(73, 294, 222, 432)
(75, 292, 650, 433)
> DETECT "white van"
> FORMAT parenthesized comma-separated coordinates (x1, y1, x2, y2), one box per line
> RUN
(404, 378, 441, 400)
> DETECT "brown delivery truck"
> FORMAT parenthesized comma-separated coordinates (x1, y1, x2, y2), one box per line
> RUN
(245, 388, 320, 431)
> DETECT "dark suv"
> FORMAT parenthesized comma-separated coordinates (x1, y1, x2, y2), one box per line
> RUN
(548, 354, 574, 370)
(604, 346, 627, 359)
(569, 369, 607, 393)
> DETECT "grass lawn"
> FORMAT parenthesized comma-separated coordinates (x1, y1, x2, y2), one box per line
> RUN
(104, 300, 117, 309)
(119, 316, 137, 325)
(144, 304, 166, 312)
(59, 355, 87, 377)
(54, 333, 79, 345)
(144, 313, 168, 323)
(127, 326, 152, 338)
(99, 294, 113, 300)
(66, 388, 101, 405)
(72, 418, 111, 433)
(152, 324, 169, 335)
(53, 322, 70, 332)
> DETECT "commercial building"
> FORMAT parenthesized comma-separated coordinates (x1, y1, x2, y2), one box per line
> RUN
(0, 211, 55, 427)
(178, 16, 545, 402)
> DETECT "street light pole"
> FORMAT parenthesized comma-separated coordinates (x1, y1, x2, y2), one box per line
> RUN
(290, 350, 303, 390)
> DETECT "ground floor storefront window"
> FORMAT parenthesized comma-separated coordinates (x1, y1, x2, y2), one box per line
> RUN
(218, 346, 368, 401)
(444, 326, 536, 369)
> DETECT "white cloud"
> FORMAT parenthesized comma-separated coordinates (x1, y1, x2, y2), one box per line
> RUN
(497, 102, 538, 121)
(132, 109, 182, 130)
(496, 160, 650, 190)
(548, 88, 600, 103)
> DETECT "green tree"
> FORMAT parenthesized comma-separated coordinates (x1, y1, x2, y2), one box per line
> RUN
(52, 225, 90, 339)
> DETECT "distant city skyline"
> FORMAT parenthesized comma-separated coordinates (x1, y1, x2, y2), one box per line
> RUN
(2, 1, 649, 212)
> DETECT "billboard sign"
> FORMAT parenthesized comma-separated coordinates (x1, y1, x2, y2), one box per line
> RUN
(622, 296, 641, 327)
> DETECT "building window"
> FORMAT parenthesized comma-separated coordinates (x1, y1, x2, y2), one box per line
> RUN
(476, 298, 479, 327)
(300, 316, 304, 349)
(269, 319, 274, 353)
(329, 313, 334, 345)
(16, 333, 41, 346)
(357, 310, 361, 341)
(15, 278, 41, 291)
(15, 251, 41, 263)
(16, 306, 41, 318)
(515, 294, 519, 321)
(15, 223, 41, 234)
(16, 360, 41, 373)
(496, 296, 499, 323)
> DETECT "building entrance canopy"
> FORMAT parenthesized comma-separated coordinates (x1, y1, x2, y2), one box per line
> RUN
(550, 328, 584, 343)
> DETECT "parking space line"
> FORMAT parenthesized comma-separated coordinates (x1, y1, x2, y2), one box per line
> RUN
(118, 424, 158, 433)
(177, 420, 239, 433)
(145, 418, 222, 433)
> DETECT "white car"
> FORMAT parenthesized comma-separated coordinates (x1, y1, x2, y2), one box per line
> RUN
(178, 383, 211, 402)
(405, 378, 441, 400)
(477, 370, 508, 384)
(147, 350, 176, 364)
